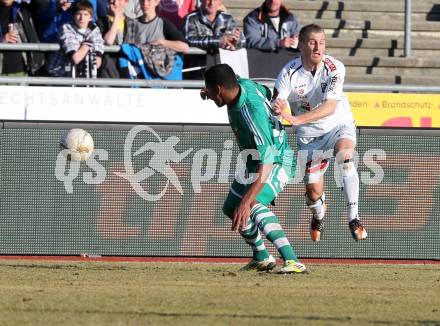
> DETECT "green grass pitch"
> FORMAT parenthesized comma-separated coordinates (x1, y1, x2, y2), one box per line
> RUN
(0, 260, 439, 325)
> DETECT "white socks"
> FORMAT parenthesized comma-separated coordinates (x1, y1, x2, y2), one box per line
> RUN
(305, 192, 326, 220)
(340, 160, 359, 222)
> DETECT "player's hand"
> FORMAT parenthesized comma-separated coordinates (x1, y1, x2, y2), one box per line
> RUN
(271, 98, 288, 115)
(232, 202, 251, 232)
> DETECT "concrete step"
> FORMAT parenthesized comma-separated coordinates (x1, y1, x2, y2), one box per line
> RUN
(323, 29, 440, 39)
(341, 56, 440, 76)
(233, 24, 440, 40)
(326, 48, 440, 58)
(231, 9, 440, 22)
(326, 48, 401, 58)
(345, 74, 440, 86)
(292, 11, 439, 22)
(340, 56, 440, 68)
(326, 38, 440, 50)
(223, 0, 440, 14)
(347, 66, 440, 76)
(399, 75, 440, 85)
(233, 19, 440, 34)
(309, 19, 440, 32)
(345, 74, 395, 84)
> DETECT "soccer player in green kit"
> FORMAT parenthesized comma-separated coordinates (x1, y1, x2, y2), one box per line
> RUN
(201, 64, 306, 273)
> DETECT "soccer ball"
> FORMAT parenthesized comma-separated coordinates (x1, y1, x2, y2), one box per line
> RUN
(59, 128, 94, 161)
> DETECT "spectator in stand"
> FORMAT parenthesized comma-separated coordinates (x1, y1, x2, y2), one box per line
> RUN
(244, 0, 300, 52)
(136, 0, 188, 53)
(33, 0, 103, 43)
(127, 0, 188, 79)
(99, 0, 136, 45)
(156, 0, 196, 29)
(184, 0, 245, 53)
(34, 0, 74, 43)
(0, 0, 44, 76)
(47, 0, 104, 77)
(97, 0, 136, 77)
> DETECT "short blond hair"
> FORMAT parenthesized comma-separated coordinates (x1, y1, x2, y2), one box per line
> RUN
(299, 24, 325, 44)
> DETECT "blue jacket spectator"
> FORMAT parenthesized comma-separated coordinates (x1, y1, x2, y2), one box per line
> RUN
(244, 0, 300, 51)
(34, 0, 103, 43)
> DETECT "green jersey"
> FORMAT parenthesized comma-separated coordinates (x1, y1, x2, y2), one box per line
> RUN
(227, 78, 296, 175)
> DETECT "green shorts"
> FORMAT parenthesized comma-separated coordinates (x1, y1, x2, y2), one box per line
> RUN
(223, 164, 291, 216)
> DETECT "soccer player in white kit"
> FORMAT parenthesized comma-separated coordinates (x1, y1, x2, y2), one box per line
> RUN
(272, 24, 367, 241)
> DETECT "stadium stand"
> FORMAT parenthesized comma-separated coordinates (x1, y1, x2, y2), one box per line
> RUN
(223, 0, 440, 85)
(1, 0, 439, 85)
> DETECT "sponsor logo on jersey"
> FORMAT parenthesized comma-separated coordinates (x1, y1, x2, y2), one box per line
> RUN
(328, 76, 338, 91)
(298, 88, 306, 99)
(289, 61, 299, 71)
(299, 101, 312, 113)
(294, 83, 307, 89)
(324, 58, 337, 72)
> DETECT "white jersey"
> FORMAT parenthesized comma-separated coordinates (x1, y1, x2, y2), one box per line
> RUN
(274, 54, 354, 137)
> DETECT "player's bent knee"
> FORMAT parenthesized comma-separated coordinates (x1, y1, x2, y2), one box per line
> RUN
(340, 159, 355, 177)
(305, 192, 326, 206)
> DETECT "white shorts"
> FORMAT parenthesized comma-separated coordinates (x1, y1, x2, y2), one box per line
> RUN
(297, 123, 357, 184)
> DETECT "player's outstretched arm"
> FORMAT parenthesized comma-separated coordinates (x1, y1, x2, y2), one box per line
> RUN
(232, 163, 273, 232)
(295, 99, 338, 124)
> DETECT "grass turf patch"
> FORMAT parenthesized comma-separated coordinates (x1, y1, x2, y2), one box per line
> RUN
(0, 260, 439, 325)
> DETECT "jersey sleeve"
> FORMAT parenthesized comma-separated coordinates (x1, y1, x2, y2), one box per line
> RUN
(274, 65, 292, 100)
(323, 61, 345, 101)
(240, 102, 277, 165)
(254, 81, 272, 102)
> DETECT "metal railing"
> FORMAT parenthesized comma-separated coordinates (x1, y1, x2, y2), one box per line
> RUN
(404, 0, 412, 57)
(0, 43, 207, 55)
(0, 37, 431, 92)
(0, 76, 205, 88)
(2, 76, 440, 93)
